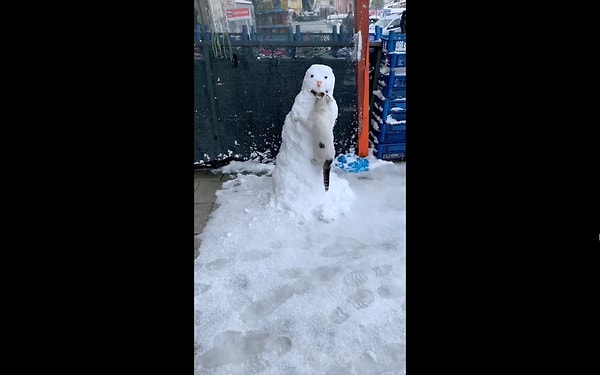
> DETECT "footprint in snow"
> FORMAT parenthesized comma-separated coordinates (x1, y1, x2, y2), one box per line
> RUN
(347, 289, 375, 309)
(320, 238, 366, 258)
(328, 306, 350, 324)
(343, 270, 368, 287)
(372, 264, 393, 277)
(237, 250, 267, 262)
(197, 330, 292, 370)
(239, 285, 295, 322)
(203, 258, 232, 270)
(194, 283, 211, 296)
(377, 284, 404, 299)
(310, 265, 341, 282)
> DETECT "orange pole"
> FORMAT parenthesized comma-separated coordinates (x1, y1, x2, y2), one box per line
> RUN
(356, 0, 370, 157)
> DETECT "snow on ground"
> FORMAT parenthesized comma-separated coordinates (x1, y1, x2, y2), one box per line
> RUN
(194, 157, 406, 374)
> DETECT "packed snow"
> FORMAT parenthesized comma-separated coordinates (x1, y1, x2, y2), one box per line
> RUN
(194, 64, 406, 375)
(271, 64, 352, 222)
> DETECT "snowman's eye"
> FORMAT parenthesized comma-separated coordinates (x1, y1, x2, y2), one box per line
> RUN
(324, 76, 328, 79)
(310, 74, 314, 78)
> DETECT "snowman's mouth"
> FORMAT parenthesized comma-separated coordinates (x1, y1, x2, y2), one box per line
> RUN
(311, 90, 326, 98)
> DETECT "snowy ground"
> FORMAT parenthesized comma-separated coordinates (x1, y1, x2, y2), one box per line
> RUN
(194, 157, 406, 374)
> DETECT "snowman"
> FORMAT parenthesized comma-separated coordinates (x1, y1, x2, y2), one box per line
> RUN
(271, 64, 355, 222)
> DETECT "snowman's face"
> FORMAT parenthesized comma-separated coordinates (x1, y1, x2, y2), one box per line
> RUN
(302, 64, 335, 97)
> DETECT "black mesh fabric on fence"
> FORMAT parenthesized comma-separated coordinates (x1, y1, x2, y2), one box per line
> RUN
(194, 40, 358, 167)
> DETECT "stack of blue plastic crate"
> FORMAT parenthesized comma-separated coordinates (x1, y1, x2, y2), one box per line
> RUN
(370, 31, 406, 161)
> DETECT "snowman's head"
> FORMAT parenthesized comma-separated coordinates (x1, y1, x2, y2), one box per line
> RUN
(302, 64, 335, 97)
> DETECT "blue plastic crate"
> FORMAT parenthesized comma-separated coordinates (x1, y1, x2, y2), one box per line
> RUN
(372, 106, 406, 122)
(379, 67, 406, 78)
(373, 97, 406, 122)
(371, 121, 406, 143)
(378, 74, 406, 99)
(373, 142, 406, 161)
(381, 32, 406, 53)
(374, 96, 406, 112)
(389, 86, 406, 99)
(370, 26, 383, 41)
(382, 52, 406, 67)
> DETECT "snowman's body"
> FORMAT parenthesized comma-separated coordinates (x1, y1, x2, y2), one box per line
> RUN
(271, 64, 355, 222)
